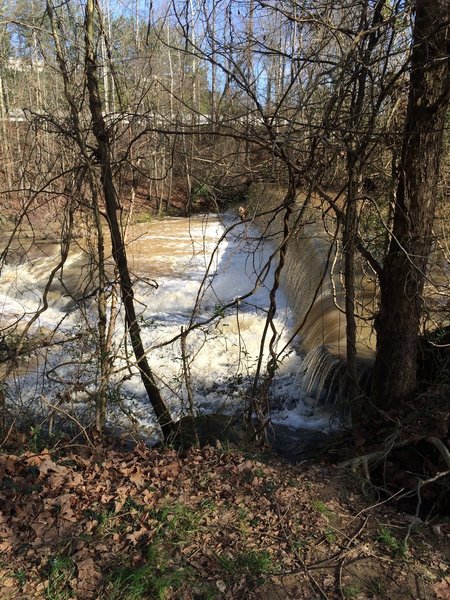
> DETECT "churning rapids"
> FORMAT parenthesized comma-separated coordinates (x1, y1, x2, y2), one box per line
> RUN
(0, 214, 332, 441)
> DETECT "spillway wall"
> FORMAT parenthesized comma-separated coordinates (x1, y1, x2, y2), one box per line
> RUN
(247, 183, 376, 404)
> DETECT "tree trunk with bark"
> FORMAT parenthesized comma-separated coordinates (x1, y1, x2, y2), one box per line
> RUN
(84, 0, 174, 440)
(373, 0, 450, 407)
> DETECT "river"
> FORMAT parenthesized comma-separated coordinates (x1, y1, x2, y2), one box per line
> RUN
(0, 213, 331, 440)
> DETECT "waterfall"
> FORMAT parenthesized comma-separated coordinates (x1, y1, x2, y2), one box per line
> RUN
(247, 183, 377, 406)
(0, 215, 332, 436)
(1, 193, 379, 436)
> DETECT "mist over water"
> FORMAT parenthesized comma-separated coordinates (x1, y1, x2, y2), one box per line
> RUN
(0, 214, 331, 436)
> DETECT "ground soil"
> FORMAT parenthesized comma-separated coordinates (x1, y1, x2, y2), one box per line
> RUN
(0, 432, 448, 600)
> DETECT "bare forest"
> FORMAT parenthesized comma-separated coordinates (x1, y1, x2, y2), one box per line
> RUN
(0, 0, 448, 432)
(0, 1, 449, 598)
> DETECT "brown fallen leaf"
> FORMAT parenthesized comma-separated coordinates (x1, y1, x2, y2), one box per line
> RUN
(434, 579, 450, 600)
(236, 460, 253, 473)
(114, 485, 131, 512)
(159, 461, 181, 478)
(0, 455, 19, 478)
(26, 453, 70, 479)
(129, 469, 146, 488)
(126, 526, 148, 545)
(72, 555, 102, 598)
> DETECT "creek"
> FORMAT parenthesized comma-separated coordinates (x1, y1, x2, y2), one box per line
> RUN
(0, 213, 332, 446)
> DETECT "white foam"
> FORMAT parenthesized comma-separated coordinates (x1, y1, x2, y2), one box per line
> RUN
(1, 214, 330, 434)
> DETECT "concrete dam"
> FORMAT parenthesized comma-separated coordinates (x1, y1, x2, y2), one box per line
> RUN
(247, 182, 377, 405)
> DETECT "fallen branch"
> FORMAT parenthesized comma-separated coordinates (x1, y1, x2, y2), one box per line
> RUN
(404, 468, 450, 549)
(339, 435, 450, 477)
(339, 436, 408, 478)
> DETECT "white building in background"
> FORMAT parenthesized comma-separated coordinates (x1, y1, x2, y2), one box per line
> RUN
(7, 57, 44, 73)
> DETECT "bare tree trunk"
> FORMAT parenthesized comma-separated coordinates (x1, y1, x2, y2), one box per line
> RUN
(343, 152, 361, 419)
(84, 0, 174, 439)
(101, 35, 110, 114)
(245, 0, 254, 167)
(92, 191, 109, 432)
(209, 0, 217, 126)
(0, 76, 12, 191)
(373, 0, 450, 407)
(342, 0, 387, 427)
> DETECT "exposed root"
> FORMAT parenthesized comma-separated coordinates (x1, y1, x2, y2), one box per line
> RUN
(426, 436, 450, 469)
(339, 435, 450, 476)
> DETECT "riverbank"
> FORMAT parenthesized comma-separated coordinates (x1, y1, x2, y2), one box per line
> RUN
(0, 433, 448, 599)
